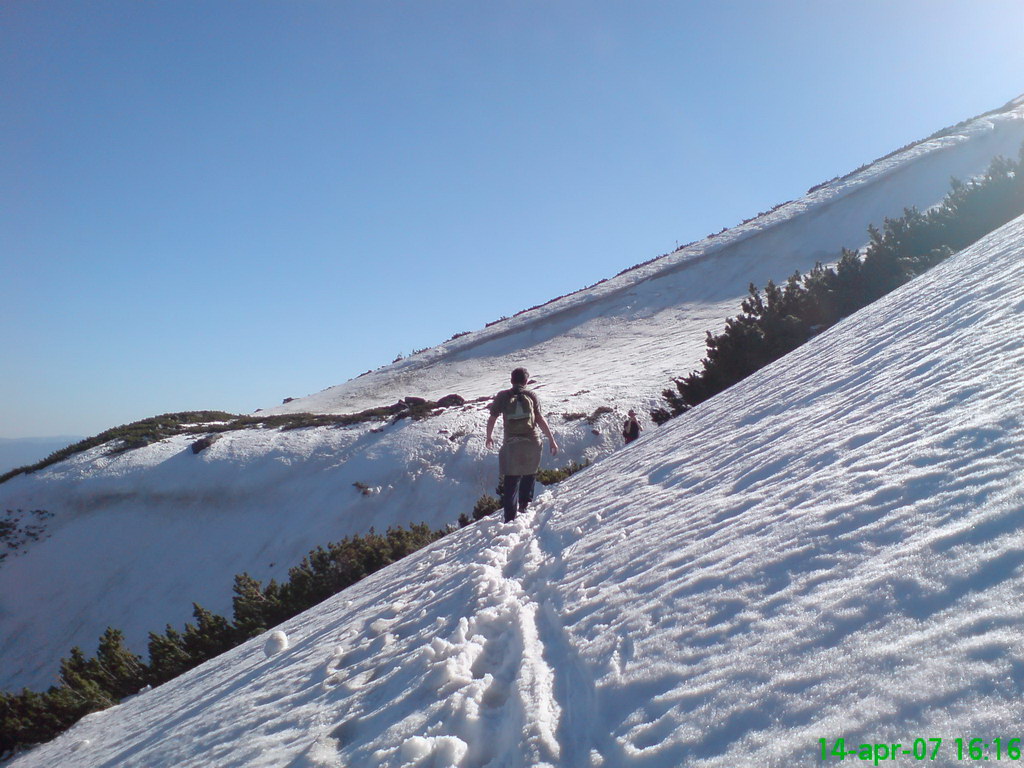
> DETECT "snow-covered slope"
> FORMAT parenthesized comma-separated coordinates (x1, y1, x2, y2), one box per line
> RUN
(12, 194, 1024, 768)
(2, 98, 1024, 693)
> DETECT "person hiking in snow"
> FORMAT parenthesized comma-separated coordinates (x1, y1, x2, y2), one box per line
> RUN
(485, 367, 559, 523)
(623, 409, 642, 445)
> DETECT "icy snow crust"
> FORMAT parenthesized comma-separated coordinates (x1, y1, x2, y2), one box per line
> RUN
(1, 102, 1024, 693)
(12, 204, 1024, 768)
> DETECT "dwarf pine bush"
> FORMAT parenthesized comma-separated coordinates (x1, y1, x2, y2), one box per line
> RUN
(0, 522, 446, 759)
(655, 146, 1024, 423)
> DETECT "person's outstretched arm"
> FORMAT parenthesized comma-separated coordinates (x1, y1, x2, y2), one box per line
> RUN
(535, 412, 559, 455)
(485, 411, 499, 449)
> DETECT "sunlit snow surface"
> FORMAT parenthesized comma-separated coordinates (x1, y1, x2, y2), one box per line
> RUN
(3, 102, 1024, 695)
(11, 211, 1024, 767)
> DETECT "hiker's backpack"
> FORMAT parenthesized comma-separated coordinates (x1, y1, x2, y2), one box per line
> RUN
(503, 389, 536, 437)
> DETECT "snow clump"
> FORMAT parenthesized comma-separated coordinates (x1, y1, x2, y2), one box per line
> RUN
(264, 630, 289, 657)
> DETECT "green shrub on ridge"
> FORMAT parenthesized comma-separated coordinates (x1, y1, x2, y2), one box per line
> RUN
(655, 147, 1024, 424)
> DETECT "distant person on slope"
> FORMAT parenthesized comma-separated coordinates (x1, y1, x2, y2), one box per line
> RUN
(623, 409, 642, 445)
(485, 367, 559, 523)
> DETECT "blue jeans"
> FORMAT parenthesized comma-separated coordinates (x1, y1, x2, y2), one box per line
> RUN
(502, 475, 536, 522)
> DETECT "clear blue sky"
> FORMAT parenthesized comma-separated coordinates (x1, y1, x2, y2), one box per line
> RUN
(3, 1, 1023, 439)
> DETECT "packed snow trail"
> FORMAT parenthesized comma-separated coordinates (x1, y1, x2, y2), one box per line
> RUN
(335, 495, 610, 767)
(388, 504, 564, 767)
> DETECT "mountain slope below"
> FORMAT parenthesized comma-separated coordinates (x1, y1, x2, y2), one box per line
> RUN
(2, 98, 1023, 693)
(12, 208, 1024, 767)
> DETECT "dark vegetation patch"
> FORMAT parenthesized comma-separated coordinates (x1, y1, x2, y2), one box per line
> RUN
(0, 522, 447, 759)
(0, 411, 238, 484)
(458, 494, 502, 527)
(0, 510, 53, 563)
(1, 396, 467, 485)
(654, 147, 1024, 425)
(537, 460, 590, 486)
(190, 435, 220, 455)
(1, 435, 587, 753)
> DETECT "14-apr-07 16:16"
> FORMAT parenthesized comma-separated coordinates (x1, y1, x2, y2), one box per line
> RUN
(819, 737, 1024, 763)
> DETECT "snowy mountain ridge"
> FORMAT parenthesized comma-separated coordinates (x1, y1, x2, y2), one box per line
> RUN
(0, 438, 84, 477)
(2, 96, 1024, 699)
(11, 185, 1024, 768)
(264, 95, 1024, 417)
